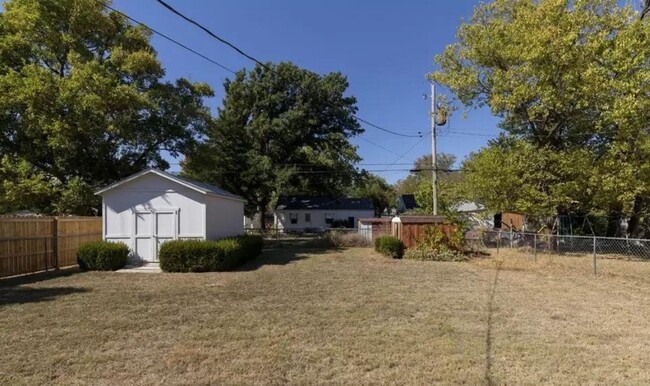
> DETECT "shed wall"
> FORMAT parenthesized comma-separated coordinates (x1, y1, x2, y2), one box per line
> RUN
(205, 194, 244, 240)
(102, 173, 206, 242)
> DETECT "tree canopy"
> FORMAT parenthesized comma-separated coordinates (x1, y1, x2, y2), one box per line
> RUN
(182, 62, 363, 225)
(347, 173, 395, 217)
(431, 0, 650, 236)
(0, 0, 213, 214)
(393, 153, 465, 215)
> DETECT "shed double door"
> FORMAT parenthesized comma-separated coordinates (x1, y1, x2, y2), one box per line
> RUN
(133, 209, 178, 262)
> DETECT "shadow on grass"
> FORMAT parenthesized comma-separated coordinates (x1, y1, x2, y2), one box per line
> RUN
(0, 267, 81, 288)
(237, 238, 344, 271)
(0, 268, 89, 306)
(0, 286, 89, 306)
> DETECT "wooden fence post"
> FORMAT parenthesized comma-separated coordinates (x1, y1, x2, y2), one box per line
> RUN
(53, 217, 59, 271)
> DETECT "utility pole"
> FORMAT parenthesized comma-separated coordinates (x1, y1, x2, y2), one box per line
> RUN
(431, 82, 438, 216)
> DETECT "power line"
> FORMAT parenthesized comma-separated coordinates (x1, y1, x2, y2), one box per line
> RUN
(356, 136, 406, 158)
(355, 117, 423, 138)
(94, 0, 236, 74)
(155, 0, 268, 69)
(169, 161, 418, 166)
(439, 129, 614, 139)
(152, 0, 422, 139)
(376, 135, 429, 174)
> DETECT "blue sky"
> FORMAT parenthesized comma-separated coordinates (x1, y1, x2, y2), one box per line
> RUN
(108, 0, 504, 183)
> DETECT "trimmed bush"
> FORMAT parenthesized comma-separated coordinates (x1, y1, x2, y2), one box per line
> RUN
(76, 241, 129, 271)
(159, 235, 264, 273)
(374, 236, 405, 259)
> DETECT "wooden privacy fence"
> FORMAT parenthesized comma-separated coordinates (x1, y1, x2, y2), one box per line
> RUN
(392, 216, 458, 249)
(0, 217, 102, 278)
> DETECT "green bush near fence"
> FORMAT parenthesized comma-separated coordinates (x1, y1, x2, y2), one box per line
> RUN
(159, 235, 264, 272)
(76, 241, 129, 271)
(403, 225, 468, 262)
(374, 236, 405, 259)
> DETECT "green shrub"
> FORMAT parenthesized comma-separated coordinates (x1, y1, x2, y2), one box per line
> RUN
(76, 241, 129, 271)
(159, 235, 264, 273)
(421, 225, 465, 251)
(374, 236, 405, 259)
(402, 225, 470, 262)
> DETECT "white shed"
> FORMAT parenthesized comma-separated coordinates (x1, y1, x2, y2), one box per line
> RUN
(96, 169, 245, 262)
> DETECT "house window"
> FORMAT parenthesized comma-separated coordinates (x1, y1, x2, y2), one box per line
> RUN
(289, 213, 298, 224)
(305, 213, 311, 223)
(325, 213, 334, 225)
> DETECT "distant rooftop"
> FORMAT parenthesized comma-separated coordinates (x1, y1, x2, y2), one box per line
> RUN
(275, 195, 374, 211)
(399, 194, 419, 210)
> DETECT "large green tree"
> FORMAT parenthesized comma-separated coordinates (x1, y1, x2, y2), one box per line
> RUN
(431, 0, 650, 236)
(347, 173, 395, 217)
(394, 153, 457, 196)
(394, 153, 465, 214)
(0, 0, 213, 214)
(183, 62, 362, 227)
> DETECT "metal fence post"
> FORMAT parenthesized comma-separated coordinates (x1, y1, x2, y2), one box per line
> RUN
(496, 231, 500, 254)
(510, 228, 513, 249)
(592, 236, 597, 276)
(534, 233, 537, 262)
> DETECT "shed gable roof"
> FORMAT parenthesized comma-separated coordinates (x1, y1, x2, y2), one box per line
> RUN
(95, 168, 244, 201)
(275, 195, 374, 211)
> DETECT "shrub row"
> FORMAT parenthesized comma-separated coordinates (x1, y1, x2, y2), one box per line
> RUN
(77, 241, 129, 271)
(159, 235, 264, 272)
(374, 236, 405, 259)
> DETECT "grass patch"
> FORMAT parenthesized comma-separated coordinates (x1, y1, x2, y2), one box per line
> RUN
(2, 243, 650, 384)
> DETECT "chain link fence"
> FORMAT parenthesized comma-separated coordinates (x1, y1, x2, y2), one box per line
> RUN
(244, 227, 368, 238)
(471, 230, 650, 278)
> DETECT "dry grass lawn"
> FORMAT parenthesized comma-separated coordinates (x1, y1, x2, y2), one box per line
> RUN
(2, 240, 650, 385)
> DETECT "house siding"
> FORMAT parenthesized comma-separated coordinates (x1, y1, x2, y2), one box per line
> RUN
(274, 209, 375, 231)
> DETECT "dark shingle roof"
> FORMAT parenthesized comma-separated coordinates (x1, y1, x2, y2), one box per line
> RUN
(400, 194, 418, 210)
(275, 195, 374, 211)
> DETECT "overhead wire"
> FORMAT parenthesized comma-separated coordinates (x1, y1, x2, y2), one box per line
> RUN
(150, 0, 423, 139)
(95, 0, 434, 175)
(155, 0, 268, 69)
(376, 134, 430, 174)
(94, 0, 236, 74)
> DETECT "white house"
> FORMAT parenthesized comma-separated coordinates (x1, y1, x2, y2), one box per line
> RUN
(274, 195, 374, 231)
(96, 169, 245, 262)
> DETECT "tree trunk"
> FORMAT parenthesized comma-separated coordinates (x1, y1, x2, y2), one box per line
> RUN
(258, 197, 270, 231)
(627, 195, 644, 237)
(606, 202, 624, 237)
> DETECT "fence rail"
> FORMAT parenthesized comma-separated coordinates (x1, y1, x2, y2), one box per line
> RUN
(0, 217, 102, 279)
(474, 230, 650, 276)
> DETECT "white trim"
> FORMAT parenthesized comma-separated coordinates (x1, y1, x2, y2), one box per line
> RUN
(95, 168, 245, 203)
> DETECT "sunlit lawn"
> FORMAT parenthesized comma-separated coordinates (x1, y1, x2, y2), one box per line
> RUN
(2, 240, 650, 385)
